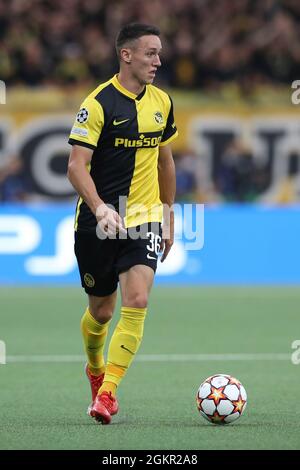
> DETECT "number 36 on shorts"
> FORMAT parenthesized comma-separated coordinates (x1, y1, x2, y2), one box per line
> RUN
(146, 232, 162, 256)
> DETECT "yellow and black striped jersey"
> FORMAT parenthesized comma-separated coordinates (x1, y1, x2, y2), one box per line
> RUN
(68, 74, 178, 231)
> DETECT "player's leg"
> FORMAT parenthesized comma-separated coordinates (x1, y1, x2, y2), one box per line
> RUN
(74, 230, 119, 415)
(81, 292, 117, 415)
(91, 264, 154, 424)
(82, 292, 117, 377)
(99, 264, 154, 396)
(90, 223, 161, 423)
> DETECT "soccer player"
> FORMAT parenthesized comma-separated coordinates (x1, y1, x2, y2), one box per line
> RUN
(67, 23, 178, 424)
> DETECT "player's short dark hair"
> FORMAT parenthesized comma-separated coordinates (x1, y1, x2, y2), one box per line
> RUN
(116, 23, 160, 58)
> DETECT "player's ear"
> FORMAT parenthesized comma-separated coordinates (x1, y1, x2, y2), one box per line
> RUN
(120, 48, 132, 64)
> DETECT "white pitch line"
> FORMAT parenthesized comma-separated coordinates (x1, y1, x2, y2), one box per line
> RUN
(4, 353, 291, 363)
(138, 353, 291, 361)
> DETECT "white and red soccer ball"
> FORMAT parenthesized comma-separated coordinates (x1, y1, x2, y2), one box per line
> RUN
(196, 374, 247, 424)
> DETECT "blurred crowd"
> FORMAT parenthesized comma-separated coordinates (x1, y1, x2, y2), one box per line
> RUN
(174, 141, 300, 204)
(0, 0, 299, 90)
(174, 144, 264, 204)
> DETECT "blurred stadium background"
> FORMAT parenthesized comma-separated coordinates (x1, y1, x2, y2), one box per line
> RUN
(1, 0, 300, 450)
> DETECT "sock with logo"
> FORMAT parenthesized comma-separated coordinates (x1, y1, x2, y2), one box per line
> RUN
(98, 306, 147, 395)
(80, 307, 109, 376)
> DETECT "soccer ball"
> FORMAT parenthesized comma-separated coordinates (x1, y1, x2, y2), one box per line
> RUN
(196, 374, 247, 424)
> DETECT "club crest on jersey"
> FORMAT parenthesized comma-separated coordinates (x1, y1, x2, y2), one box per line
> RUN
(154, 111, 163, 124)
(84, 273, 95, 288)
(76, 108, 89, 124)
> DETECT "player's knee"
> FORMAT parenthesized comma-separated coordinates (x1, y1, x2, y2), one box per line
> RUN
(91, 306, 113, 324)
(124, 292, 148, 309)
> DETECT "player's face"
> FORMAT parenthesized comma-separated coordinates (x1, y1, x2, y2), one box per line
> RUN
(129, 35, 162, 85)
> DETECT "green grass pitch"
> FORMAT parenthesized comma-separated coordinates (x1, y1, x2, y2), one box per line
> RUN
(0, 286, 300, 450)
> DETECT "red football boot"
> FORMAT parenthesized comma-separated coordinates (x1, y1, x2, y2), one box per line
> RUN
(90, 391, 119, 425)
(85, 364, 104, 416)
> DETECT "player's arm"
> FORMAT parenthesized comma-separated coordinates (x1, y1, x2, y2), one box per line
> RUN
(67, 145, 102, 215)
(158, 143, 176, 262)
(67, 145, 125, 235)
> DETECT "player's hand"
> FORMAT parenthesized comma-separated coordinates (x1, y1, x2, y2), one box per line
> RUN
(160, 210, 174, 262)
(96, 204, 126, 237)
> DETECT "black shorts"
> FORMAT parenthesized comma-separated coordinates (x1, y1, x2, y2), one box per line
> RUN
(74, 222, 162, 297)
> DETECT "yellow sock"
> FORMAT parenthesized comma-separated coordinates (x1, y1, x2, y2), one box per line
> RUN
(80, 307, 110, 376)
(100, 381, 117, 395)
(98, 306, 147, 395)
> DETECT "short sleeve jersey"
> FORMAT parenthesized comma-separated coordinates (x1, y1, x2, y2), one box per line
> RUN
(69, 74, 178, 231)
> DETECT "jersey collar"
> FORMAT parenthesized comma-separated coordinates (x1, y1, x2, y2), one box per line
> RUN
(111, 74, 146, 101)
